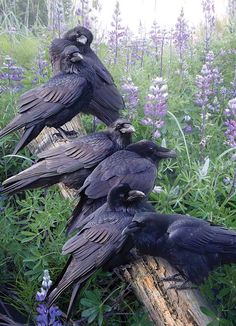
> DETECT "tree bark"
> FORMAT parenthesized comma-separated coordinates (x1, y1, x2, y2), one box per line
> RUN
(29, 117, 213, 326)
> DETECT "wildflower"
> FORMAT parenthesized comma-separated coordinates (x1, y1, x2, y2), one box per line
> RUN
(150, 20, 166, 75)
(205, 51, 223, 103)
(35, 270, 62, 326)
(108, 1, 125, 64)
(32, 48, 49, 84)
(225, 119, 236, 148)
(47, 0, 66, 36)
(224, 98, 236, 148)
(121, 77, 139, 119)
(201, 0, 215, 51)
(75, 0, 92, 29)
(142, 77, 168, 139)
(195, 51, 223, 147)
(173, 8, 190, 78)
(227, 98, 236, 116)
(0, 55, 25, 93)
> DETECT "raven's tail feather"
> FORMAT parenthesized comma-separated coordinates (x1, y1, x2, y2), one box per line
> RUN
(0, 115, 23, 139)
(12, 124, 44, 154)
(66, 282, 81, 320)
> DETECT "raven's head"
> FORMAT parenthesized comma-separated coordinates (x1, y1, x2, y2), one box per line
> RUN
(107, 184, 146, 209)
(60, 45, 84, 72)
(123, 212, 159, 235)
(63, 25, 93, 46)
(109, 119, 135, 148)
(122, 212, 163, 255)
(126, 140, 176, 163)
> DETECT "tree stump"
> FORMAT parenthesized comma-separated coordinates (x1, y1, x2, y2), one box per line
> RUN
(29, 117, 213, 326)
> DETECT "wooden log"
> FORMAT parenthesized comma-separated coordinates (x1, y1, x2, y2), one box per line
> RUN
(29, 117, 213, 326)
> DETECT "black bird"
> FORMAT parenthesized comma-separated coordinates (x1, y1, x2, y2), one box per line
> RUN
(47, 184, 154, 318)
(2, 119, 135, 195)
(49, 25, 124, 125)
(0, 45, 97, 154)
(123, 212, 236, 286)
(68, 140, 176, 234)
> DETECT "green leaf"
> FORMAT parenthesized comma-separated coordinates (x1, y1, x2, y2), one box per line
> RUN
(200, 306, 216, 318)
(98, 311, 104, 326)
(81, 307, 97, 318)
(87, 310, 98, 324)
(81, 298, 96, 308)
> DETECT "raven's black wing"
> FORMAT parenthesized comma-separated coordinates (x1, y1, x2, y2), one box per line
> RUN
(47, 212, 129, 305)
(38, 132, 116, 171)
(82, 150, 157, 199)
(168, 217, 236, 255)
(2, 132, 116, 195)
(19, 73, 88, 116)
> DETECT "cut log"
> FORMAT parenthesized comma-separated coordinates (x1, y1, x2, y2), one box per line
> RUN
(29, 116, 213, 326)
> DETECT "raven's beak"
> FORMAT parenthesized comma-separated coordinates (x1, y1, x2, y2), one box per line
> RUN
(122, 221, 140, 235)
(70, 52, 83, 62)
(120, 124, 136, 134)
(76, 35, 87, 44)
(127, 190, 145, 201)
(156, 149, 176, 158)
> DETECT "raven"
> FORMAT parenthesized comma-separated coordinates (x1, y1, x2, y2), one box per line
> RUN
(2, 119, 135, 195)
(0, 45, 97, 154)
(47, 184, 153, 318)
(123, 212, 236, 286)
(67, 140, 176, 234)
(50, 26, 124, 125)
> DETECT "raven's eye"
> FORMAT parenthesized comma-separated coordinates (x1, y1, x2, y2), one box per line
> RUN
(116, 124, 121, 129)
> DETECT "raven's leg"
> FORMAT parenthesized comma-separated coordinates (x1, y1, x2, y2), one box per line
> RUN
(92, 117, 97, 132)
(166, 280, 196, 291)
(158, 273, 183, 283)
(55, 127, 78, 140)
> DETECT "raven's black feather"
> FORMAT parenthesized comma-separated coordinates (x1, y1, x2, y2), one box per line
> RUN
(50, 26, 124, 125)
(69, 140, 176, 234)
(47, 184, 154, 319)
(2, 119, 134, 195)
(124, 212, 236, 285)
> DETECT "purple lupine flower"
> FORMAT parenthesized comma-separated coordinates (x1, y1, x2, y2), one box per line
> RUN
(75, 0, 92, 29)
(150, 20, 161, 60)
(195, 51, 223, 147)
(227, 98, 236, 116)
(131, 22, 148, 68)
(47, 0, 66, 37)
(224, 98, 236, 146)
(0, 55, 25, 93)
(142, 77, 168, 139)
(35, 270, 62, 326)
(173, 8, 190, 78)
(183, 115, 193, 134)
(228, 70, 236, 98)
(225, 119, 236, 148)
(121, 77, 139, 119)
(201, 0, 215, 52)
(32, 48, 49, 84)
(150, 21, 166, 75)
(120, 26, 133, 72)
(108, 1, 125, 64)
(195, 51, 222, 111)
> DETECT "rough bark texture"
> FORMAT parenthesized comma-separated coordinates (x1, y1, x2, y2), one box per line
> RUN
(29, 117, 213, 326)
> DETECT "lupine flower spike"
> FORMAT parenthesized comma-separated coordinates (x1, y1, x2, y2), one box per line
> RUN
(142, 77, 168, 139)
(35, 270, 62, 326)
